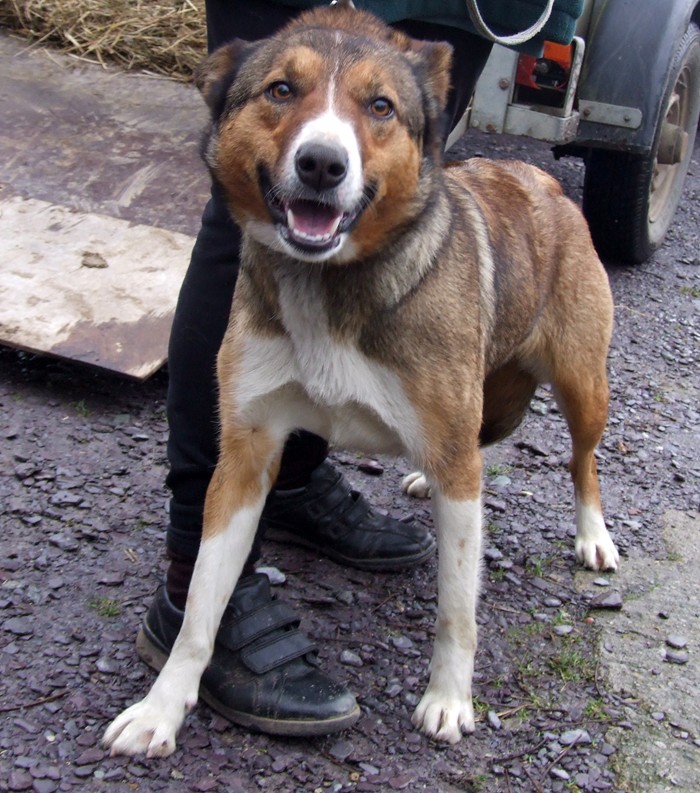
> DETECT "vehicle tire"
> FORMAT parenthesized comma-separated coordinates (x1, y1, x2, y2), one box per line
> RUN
(582, 22, 700, 264)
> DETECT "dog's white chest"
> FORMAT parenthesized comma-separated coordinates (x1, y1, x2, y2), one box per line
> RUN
(233, 275, 420, 456)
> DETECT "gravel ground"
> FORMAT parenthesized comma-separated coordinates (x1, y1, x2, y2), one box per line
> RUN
(1, 85, 699, 793)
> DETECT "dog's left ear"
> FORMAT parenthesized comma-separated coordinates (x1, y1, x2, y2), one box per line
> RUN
(194, 39, 254, 118)
(401, 38, 453, 157)
(405, 39, 453, 113)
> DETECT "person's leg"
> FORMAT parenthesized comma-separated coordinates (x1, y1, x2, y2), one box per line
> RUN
(164, 183, 331, 602)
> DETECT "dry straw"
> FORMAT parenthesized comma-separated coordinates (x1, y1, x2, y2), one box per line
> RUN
(0, 0, 206, 80)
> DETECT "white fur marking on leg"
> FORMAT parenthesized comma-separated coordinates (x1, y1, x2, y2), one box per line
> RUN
(575, 500, 619, 571)
(103, 502, 265, 757)
(413, 495, 482, 744)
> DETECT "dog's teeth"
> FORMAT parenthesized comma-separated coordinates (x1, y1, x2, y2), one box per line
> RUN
(329, 215, 341, 237)
(286, 207, 342, 244)
(287, 212, 342, 244)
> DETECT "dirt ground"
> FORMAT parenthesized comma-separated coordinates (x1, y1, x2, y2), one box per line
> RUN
(1, 36, 699, 793)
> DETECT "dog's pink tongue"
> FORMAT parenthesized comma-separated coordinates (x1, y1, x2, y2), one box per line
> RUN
(287, 200, 342, 238)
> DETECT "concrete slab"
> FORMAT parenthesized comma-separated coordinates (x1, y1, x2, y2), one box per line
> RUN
(0, 31, 211, 377)
(0, 193, 193, 379)
(576, 511, 700, 792)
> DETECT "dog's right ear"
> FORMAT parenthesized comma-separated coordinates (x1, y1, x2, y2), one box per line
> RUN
(194, 39, 253, 118)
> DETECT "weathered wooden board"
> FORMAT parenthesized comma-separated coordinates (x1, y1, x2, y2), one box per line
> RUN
(0, 195, 194, 380)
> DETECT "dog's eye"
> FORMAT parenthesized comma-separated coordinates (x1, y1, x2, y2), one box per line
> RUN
(267, 81, 294, 102)
(369, 97, 394, 118)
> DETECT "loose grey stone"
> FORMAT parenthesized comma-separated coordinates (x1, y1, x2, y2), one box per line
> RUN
(328, 739, 354, 762)
(49, 491, 83, 507)
(358, 459, 384, 475)
(98, 571, 125, 587)
(493, 558, 513, 570)
(664, 649, 689, 665)
(32, 781, 58, 793)
(385, 683, 403, 698)
(483, 547, 503, 562)
(335, 589, 354, 606)
(590, 591, 623, 610)
(4, 617, 33, 636)
(487, 710, 502, 730)
(544, 596, 563, 608)
(47, 534, 79, 552)
(391, 636, 414, 651)
(96, 657, 119, 674)
(593, 577, 611, 587)
(8, 770, 32, 791)
(560, 729, 592, 746)
(665, 634, 688, 650)
(554, 625, 573, 636)
(339, 650, 363, 668)
(550, 767, 570, 781)
(74, 746, 105, 765)
(485, 498, 507, 512)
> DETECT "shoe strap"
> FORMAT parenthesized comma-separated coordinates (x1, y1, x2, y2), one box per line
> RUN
(218, 599, 301, 652)
(241, 628, 317, 674)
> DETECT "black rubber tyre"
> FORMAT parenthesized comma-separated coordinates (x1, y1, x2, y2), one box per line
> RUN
(582, 23, 700, 264)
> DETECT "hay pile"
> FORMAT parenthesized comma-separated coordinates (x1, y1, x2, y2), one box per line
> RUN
(0, 0, 206, 80)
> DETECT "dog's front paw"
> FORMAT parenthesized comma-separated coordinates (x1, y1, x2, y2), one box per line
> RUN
(576, 533, 619, 571)
(575, 507, 619, 571)
(412, 689, 475, 744)
(401, 471, 431, 499)
(103, 695, 190, 758)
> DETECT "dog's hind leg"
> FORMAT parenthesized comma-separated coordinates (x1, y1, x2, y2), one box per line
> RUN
(412, 449, 482, 744)
(553, 363, 619, 572)
(103, 424, 284, 757)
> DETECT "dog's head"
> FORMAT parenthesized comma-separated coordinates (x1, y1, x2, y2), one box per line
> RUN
(195, 1, 452, 263)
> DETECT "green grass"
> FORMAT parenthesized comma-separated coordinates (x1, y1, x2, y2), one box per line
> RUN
(486, 463, 512, 477)
(89, 597, 121, 618)
(548, 648, 594, 682)
(583, 697, 610, 722)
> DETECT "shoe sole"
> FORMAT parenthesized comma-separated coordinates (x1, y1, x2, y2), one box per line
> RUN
(265, 527, 436, 571)
(135, 627, 361, 737)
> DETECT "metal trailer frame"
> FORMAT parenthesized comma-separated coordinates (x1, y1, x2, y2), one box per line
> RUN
(452, 0, 700, 156)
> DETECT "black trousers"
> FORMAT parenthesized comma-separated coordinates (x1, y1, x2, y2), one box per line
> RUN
(165, 0, 492, 563)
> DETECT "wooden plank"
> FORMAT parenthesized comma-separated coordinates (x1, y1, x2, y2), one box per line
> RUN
(0, 195, 194, 380)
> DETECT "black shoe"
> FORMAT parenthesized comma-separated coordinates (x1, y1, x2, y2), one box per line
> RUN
(261, 461, 436, 571)
(137, 575, 360, 736)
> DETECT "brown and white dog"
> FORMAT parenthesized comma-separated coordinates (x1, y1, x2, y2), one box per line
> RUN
(104, 1, 619, 756)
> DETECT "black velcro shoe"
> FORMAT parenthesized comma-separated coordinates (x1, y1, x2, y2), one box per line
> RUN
(136, 575, 360, 736)
(260, 461, 436, 571)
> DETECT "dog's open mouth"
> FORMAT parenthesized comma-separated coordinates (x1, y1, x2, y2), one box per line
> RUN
(261, 170, 372, 256)
(283, 199, 348, 252)
(269, 195, 363, 255)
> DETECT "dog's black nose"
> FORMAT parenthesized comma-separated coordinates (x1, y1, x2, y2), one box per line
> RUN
(295, 142, 348, 190)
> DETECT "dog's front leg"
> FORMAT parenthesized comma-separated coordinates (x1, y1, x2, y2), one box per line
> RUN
(412, 469, 482, 744)
(103, 424, 283, 758)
